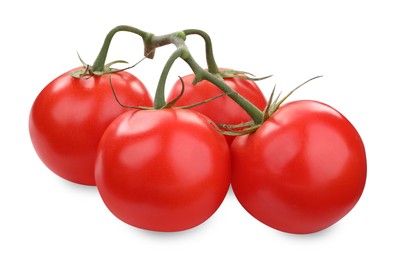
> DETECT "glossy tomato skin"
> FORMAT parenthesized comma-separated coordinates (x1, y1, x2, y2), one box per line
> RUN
(29, 68, 153, 186)
(231, 100, 367, 234)
(95, 108, 231, 232)
(167, 72, 267, 145)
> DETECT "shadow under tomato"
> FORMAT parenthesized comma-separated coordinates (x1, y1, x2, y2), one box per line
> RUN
(121, 202, 227, 239)
(56, 177, 98, 192)
(274, 220, 341, 240)
(128, 214, 219, 239)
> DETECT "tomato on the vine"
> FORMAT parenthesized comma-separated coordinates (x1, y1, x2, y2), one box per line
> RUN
(167, 71, 267, 145)
(230, 100, 367, 234)
(29, 68, 153, 185)
(95, 108, 231, 232)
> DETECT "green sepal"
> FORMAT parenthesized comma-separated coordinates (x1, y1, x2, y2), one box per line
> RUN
(219, 69, 272, 81)
(162, 76, 185, 109)
(263, 75, 323, 121)
(70, 51, 148, 78)
(108, 75, 153, 110)
(209, 121, 261, 136)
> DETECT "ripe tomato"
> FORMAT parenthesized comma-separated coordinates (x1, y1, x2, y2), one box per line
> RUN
(166, 71, 267, 145)
(231, 100, 367, 234)
(29, 68, 153, 185)
(95, 108, 231, 232)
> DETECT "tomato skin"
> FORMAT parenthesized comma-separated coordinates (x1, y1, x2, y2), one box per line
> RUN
(95, 108, 231, 232)
(167, 72, 267, 145)
(29, 68, 153, 186)
(231, 100, 367, 234)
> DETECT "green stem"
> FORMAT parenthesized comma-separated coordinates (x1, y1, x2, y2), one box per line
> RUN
(184, 29, 219, 74)
(184, 56, 264, 125)
(151, 30, 263, 124)
(154, 48, 187, 109)
(181, 30, 263, 124)
(89, 25, 264, 125)
(91, 25, 150, 72)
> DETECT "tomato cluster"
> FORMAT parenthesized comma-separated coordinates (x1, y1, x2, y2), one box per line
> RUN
(29, 26, 367, 234)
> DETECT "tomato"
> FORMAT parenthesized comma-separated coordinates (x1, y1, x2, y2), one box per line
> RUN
(167, 71, 267, 145)
(95, 108, 231, 232)
(29, 68, 153, 186)
(231, 100, 367, 234)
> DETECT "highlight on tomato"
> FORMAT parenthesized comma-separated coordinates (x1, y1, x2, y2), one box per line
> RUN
(167, 70, 267, 146)
(230, 100, 367, 234)
(29, 68, 153, 185)
(94, 108, 231, 232)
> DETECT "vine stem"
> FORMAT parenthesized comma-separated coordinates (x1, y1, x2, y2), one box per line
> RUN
(153, 48, 186, 109)
(150, 31, 264, 124)
(183, 29, 219, 75)
(183, 56, 264, 125)
(91, 25, 150, 72)
(86, 25, 265, 125)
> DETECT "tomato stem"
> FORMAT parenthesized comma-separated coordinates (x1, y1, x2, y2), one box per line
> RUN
(150, 31, 264, 124)
(183, 56, 265, 124)
(154, 47, 187, 109)
(183, 29, 220, 75)
(91, 25, 151, 72)
(83, 25, 266, 125)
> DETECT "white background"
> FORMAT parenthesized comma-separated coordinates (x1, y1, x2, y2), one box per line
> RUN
(1, 0, 395, 259)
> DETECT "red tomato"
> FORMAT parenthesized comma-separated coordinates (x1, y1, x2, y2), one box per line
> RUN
(167, 71, 267, 145)
(95, 108, 231, 232)
(29, 68, 153, 186)
(231, 100, 367, 234)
